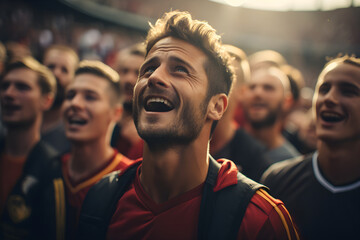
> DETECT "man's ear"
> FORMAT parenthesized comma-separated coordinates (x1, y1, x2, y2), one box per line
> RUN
(282, 93, 294, 113)
(41, 93, 54, 111)
(207, 93, 228, 121)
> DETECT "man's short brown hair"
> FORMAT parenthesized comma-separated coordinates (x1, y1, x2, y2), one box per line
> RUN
(317, 54, 360, 87)
(145, 10, 234, 99)
(223, 44, 250, 86)
(75, 60, 123, 104)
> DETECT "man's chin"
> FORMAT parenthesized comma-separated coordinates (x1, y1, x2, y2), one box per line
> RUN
(250, 118, 276, 129)
(4, 120, 34, 130)
(140, 130, 199, 149)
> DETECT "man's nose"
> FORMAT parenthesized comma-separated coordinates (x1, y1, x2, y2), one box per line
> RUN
(323, 87, 339, 107)
(69, 94, 85, 109)
(3, 84, 17, 98)
(147, 65, 170, 88)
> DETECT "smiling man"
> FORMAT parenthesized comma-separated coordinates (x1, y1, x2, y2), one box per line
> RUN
(40, 60, 133, 239)
(261, 55, 360, 239)
(78, 11, 299, 240)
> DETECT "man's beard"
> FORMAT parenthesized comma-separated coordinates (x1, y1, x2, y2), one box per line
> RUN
(133, 98, 208, 149)
(247, 103, 282, 129)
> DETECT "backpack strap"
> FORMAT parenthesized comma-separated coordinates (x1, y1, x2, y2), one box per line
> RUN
(198, 156, 266, 240)
(77, 161, 141, 240)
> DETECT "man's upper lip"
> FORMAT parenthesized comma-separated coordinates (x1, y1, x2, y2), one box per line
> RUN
(319, 109, 346, 122)
(65, 111, 88, 122)
(142, 89, 176, 105)
(250, 102, 267, 108)
(320, 110, 344, 117)
(144, 96, 174, 108)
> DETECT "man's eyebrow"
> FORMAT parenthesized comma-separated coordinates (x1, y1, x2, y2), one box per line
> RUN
(140, 56, 159, 71)
(339, 81, 360, 90)
(140, 55, 197, 73)
(169, 56, 195, 72)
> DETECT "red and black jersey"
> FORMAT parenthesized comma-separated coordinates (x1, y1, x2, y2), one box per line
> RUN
(107, 159, 299, 240)
(62, 150, 133, 240)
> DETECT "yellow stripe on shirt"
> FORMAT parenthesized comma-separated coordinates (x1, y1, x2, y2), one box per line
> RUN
(53, 178, 65, 240)
(257, 189, 299, 240)
(64, 154, 123, 193)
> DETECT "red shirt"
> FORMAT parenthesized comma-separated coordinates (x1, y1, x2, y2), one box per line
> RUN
(62, 150, 133, 239)
(107, 159, 300, 240)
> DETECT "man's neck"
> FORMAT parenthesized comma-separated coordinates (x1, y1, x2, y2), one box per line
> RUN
(68, 138, 114, 183)
(140, 135, 210, 204)
(42, 108, 62, 133)
(317, 140, 360, 186)
(5, 124, 41, 157)
(244, 121, 284, 150)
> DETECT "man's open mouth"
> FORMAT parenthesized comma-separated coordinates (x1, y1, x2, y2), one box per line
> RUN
(68, 116, 88, 126)
(2, 105, 21, 112)
(144, 97, 174, 112)
(250, 102, 268, 110)
(320, 112, 345, 123)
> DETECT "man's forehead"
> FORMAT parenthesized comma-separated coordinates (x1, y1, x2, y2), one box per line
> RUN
(251, 69, 285, 87)
(45, 50, 77, 65)
(71, 74, 109, 90)
(4, 68, 37, 81)
(323, 62, 360, 81)
(146, 37, 206, 61)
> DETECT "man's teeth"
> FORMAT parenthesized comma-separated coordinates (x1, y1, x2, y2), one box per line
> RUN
(322, 112, 341, 118)
(321, 112, 344, 122)
(147, 97, 173, 108)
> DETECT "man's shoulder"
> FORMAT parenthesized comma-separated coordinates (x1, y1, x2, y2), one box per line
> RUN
(33, 140, 59, 158)
(249, 189, 287, 215)
(239, 188, 300, 240)
(41, 123, 70, 155)
(261, 153, 313, 183)
(20, 140, 60, 177)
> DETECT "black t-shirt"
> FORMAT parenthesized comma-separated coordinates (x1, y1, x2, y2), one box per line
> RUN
(213, 129, 271, 182)
(261, 153, 360, 240)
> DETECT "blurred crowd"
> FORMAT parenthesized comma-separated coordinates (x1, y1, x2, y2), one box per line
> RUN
(0, 3, 359, 240)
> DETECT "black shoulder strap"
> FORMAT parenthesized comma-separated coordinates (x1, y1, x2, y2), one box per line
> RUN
(198, 156, 266, 240)
(77, 161, 141, 240)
